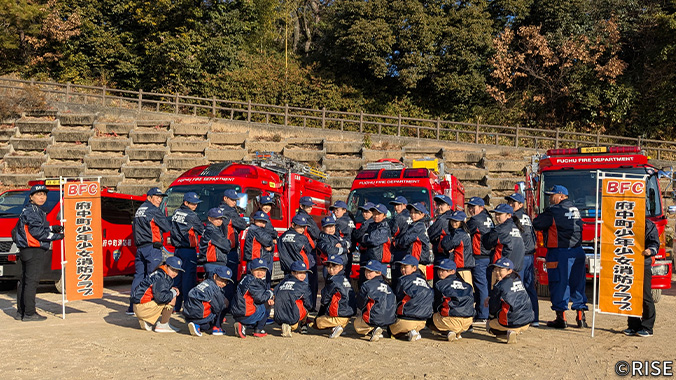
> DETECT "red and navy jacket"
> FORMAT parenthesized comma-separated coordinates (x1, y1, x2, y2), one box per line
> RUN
(273, 274, 313, 325)
(356, 275, 396, 327)
(335, 213, 355, 239)
(394, 220, 431, 264)
(170, 204, 204, 249)
(219, 203, 248, 251)
(14, 203, 63, 250)
(488, 272, 534, 327)
(133, 200, 171, 247)
(514, 208, 536, 255)
(297, 209, 320, 249)
(351, 218, 372, 252)
(182, 278, 227, 322)
(278, 229, 315, 272)
(243, 224, 275, 265)
(395, 273, 434, 320)
(231, 273, 274, 318)
(427, 210, 452, 256)
(434, 274, 475, 318)
(250, 210, 278, 241)
(467, 209, 494, 258)
(319, 273, 356, 318)
(360, 220, 392, 264)
(482, 218, 525, 272)
(532, 198, 583, 249)
(130, 265, 175, 304)
(198, 223, 231, 264)
(389, 209, 411, 238)
(440, 227, 475, 269)
(317, 232, 350, 266)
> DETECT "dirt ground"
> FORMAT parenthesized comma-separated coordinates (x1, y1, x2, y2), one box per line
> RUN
(1, 277, 675, 380)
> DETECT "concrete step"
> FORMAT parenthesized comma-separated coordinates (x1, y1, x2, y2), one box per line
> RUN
(3, 153, 48, 168)
(484, 176, 524, 191)
(42, 163, 85, 177)
(482, 159, 527, 173)
(126, 146, 168, 161)
(168, 137, 208, 153)
(24, 110, 57, 118)
(404, 146, 443, 156)
(245, 140, 286, 153)
(89, 137, 131, 152)
(46, 144, 89, 160)
(463, 184, 492, 200)
(136, 120, 171, 129)
(58, 113, 97, 126)
(205, 148, 246, 162)
(332, 189, 351, 200)
(450, 167, 489, 182)
(208, 132, 248, 146)
(52, 127, 94, 143)
(0, 144, 12, 157)
(15, 119, 58, 134)
(94, 122, 135, 135)
(83, 170, 124, 188)
(172, 123, 211, 136)
(0, 127, 17, 142)
(324, 141, 362, 154)
(122, 164, 165, 179)
(323, 158, 363, 171)
(443, 149, 484, 164)
(9, 136, 52, 151)
(129, 129, 171, 144)
(0, 173, 44, 186)
(160, 171, 183, 188)
(116, 181, 162, 196)
(361, 149, 403, 162)
(84, 153, 127, 170)
(327, 176, 354, 189)
(283, 148, 325, 163)
(287, 138, 323, 148)
(164, 154, 207, 170)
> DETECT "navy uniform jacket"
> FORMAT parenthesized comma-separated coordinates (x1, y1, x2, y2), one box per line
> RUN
(467, 209, 494, 257)
(231, 274, 274, 318)
(182, 278, 227, 321)
(198, 223, 231, 264)
(361, 220, 393, 264)
(489, 272, 534, 327)
(482, 218, 525, 272)
(133, 200, 171, 247)
(335, 213, 355, 239)
(395, 273, 434, 320)
(319, 273, 356, 318)
(440, 228, 475, 269)
(14, 203, 63, 250)
(243, 224, 275, 264)
(645, 219, 660, 263)
(297, 209, 320, 250)
(273, 274, 313, 324)
(130, 265, 175, 304)
(514, 209, 536, 255)
(351, 218, 372, 252)
(394, 220, 431, 264)
(427, 210, 452, 255)
(278, 229, 315, 272)
(434, 274, 475, 318)
(219, 203, 247, 251)
(532, 198, 583, 248)
(390, 209, 411, 238)
(356, 276, 396, 327)
(250, 210, 278, 241)
(170, 204, 204, 249)
(317, 232, 350, 266)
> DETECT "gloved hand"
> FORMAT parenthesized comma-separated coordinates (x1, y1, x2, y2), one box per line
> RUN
(153, 242, 163, 249)
(51, 225, 64, 233)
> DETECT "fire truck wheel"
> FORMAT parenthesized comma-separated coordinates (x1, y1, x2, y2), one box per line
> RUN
(0, 281, 16, 291)
(54, 275, 64, 294)
(536, 282, 550, 298)
(651, 289, 662, 304)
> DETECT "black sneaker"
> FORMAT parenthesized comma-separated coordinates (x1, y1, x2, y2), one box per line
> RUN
(636, 329, 653, 338)
(622, 328, 637, 336)
(14, 313, 23, 321)
(23, 313, 47, 322)
(300, 325, 308, 334)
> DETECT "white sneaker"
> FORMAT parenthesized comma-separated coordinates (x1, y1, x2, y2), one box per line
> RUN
(408, 329, 422, 342)
(447, 331, 457, 342)
(155, 323, 177, 333)
(329, 326, 344, 339)
(506, 330, 517, 344)
(370, 327, 383, 342)
(188, 322, 202, 337)
(281, 323, 292, 338)
(138, 319, 153, 332)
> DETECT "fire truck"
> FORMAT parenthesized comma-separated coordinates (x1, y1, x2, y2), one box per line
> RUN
(161, 153, 332, 281)
(346, 158, 465, 279)
(522, 146, 673, 302)
(0, 180, 146, 291)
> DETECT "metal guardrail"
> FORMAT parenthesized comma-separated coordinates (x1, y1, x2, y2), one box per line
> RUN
(2, 77, 676, 160)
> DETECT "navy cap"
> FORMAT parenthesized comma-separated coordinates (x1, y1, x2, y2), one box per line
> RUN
(449, 210, 467, 222)
(406, 202, 429, 216)
(29, 184, 49, 195)
(490, 257, 514, 269)
(395, 254, 419, 267)
(252, 211, 270, 222)
(223, 189, 242, 200)
(292, 214, 310, 226)
(321, 216, 336, 227)
(465, 197, 485, 207)
(330, 200, 348, 210)
(183, 192, 202, 204)
(490, 203, 514, 214)
(370, 203, 388, 215)
(299, 196, 315, 206)
(435, 259, 457, 271)
(165, 256, 185, 272)
(359, 202, 376, 211)
(260, 195, 274, 205)
(434, 195, 453, 206)
(325, 254, 344, 266)
(207, 207, 224, 218)
(212, 266, 233, 282)
(389, 196, 408, 205)
(505, 193, 525, 204)
(147, 187, 167, 197)
(249, 258, 269, 271)
(290, 260, 313, 273)
(363, 260, 385, 273)
(544, 185, 568, 196)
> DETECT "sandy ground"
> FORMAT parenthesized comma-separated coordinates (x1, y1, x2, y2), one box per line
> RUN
(1, 277, 675, 380)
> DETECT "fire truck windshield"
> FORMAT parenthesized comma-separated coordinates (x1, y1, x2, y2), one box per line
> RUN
(0, 190, 60, 217)
(540, 168, 662, 217)
(347, 187, 430, 223)
(163, 184, 242, 221)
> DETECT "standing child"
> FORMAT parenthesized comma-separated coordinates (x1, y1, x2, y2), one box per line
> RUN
(243, 211, 275, 288)
(439, 210, 475, 285)
(183, 266, 234, 337)
(313, 255, 356, 339)
(274, 260, 313, 337)
(198, 208, 232, 270)
(130, 256, 184, 333)
(354, 260, 396, 342)
(429, 259, 475, 341)
(389, 255, 434, 341)
(232, 259, 275, 338)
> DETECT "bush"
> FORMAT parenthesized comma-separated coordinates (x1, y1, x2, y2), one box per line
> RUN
(0, 85, 48, 120)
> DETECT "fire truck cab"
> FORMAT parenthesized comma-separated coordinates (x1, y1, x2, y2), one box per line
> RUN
(522, 146, 673, 302)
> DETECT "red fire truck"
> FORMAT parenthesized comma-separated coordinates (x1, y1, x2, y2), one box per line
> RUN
(522, 146, 673, 302)
(0, 180, 146, 291)
(346, 158, 465, 279)
(161, 153, 332, 281)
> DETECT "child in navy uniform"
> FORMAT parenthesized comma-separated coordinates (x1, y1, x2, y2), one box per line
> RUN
(354, 260, 396, 342)
(485, 258, 533, 343)
(243, 211, 275, 287)
(183, 266, 233, 337)
(390, 255, 434, 341)
(313, 255, 356, 339)
(130, 256, 184, 333)
(232, 259, 275, 338)
(429, 259, 475, 341)
(198, 208, 232, 269)
(274, 260, 313, 337)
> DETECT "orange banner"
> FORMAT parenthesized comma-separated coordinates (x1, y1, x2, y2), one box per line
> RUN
(599, 178, 645, 316)
(64, 181, 103, 300)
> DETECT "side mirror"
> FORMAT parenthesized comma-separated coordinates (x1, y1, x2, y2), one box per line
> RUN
(514, 181, 526, 197)
(236, 193, 248, 210)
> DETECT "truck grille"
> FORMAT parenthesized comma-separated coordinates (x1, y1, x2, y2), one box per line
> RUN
(0, 241, 14, 252)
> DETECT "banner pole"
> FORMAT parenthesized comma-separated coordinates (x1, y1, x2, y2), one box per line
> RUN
(592, 170, 601, 337)
(60, 176, 66, 320)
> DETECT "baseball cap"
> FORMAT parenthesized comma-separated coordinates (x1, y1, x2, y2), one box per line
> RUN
(435, 259, 457, 271)
(406, 202, 429, 216)
(490, 203, 514, 215)
(211, 266, 233, 282)
(505, 193, 525, 204)
(29, 184, 49, 195)
(290, 260, 312, 273)
(183, 192, 202, 204)
(321, 216, 336, 227)
(388, 196, 408, 205)
(395, 254, 419, 267)
(147, 187, 167, 197)
(249, 258, 269, 271)
(260, 195, 274, 205)
(465, 197, 485, 207)
(490, 257, 514, 270)
(363, 260, 385, 273)
(544, 185, 568, 196)
(292, 214, 310, 226)
(359, 202, 376, 211)
(165, 256, 185, 272)
(252, 211, 270, 222)
(223, 189, 242, 200)
(434, 195, 453, 206)
(207, 208, 224, 218)
(330, 200, 348, 210)
(299, 196, 315, 206)
(370, 203, 388, 215)
(449, 210, 467, 222)
(325, 254, 344, 266)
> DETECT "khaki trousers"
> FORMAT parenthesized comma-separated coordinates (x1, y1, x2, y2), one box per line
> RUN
(432, 313, 473, 334)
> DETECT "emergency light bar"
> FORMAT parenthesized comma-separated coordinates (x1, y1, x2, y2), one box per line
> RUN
(546, 146, 641, 156)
